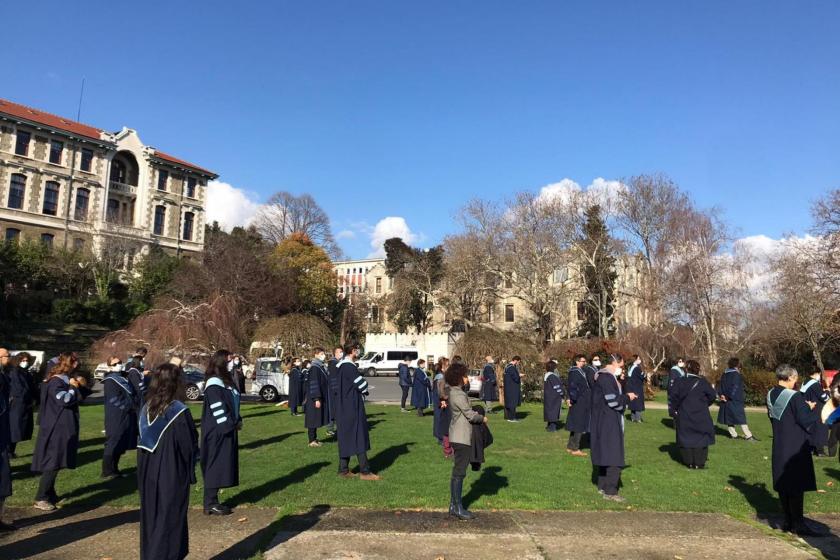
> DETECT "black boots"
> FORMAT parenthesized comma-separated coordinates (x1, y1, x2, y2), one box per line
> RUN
(449, 477, 475, 521)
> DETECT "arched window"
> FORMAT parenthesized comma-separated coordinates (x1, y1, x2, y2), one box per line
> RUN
(43, 181, 60, 215)
(8, 174, 25, 209)
(154, 205, 166, 235)
(182, 211, 194, 240)
(74, 188, 90, 221)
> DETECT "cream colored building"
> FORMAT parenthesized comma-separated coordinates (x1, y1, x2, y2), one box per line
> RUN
(0, 98, 217, 261)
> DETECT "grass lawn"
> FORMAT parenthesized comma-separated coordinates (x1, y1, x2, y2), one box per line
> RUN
(7, 403, 839, 519)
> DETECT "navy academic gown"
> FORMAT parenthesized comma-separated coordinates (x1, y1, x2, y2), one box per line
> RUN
(590, 371, 630, 468)
(717, 368, 747, 425)
(411, 367, 431, 409)
(767, 387, 817, 494)
(304, 361, 331, 429)
(8, 365, 36, 444)
(327, 358, 339, 422)
(126, 366, 147, 405)
(200, 380, 240, 489)
(103, 372, 139, 456)
(800, 378, 830, 450)
(565, 366, 591, 434)
(336, 359, 371, 458)
(667, 366, 685, 417)
(672, 374, 717, 448)
(503, 364, 522, 413)
(543, 372, 565, 423)
(288, 367, 303, 412)
(32, 375, 90, 473)
(480, 364, 499, 402)
(138, 401, 198, 560)
(0, 369, 11, 499)
(625, 364, 646, 412)
(432, 373, 450, 440)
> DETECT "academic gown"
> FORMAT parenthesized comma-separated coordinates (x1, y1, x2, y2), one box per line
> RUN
(767, 387, 817, 494)
(565, 366, 591, 433)
(672, 374, 717, 448)
(480, 364, 498, 402)
(590, 371, 630, 468)
(800, 379, 830, 449)
(717, 368, 747, 425)
(32, 375, 90, 472)
(304, 362, 331, 429)
(543, 372, 565, 422)
(0, 369, 12, 499)
(625, 364, 646, 412)
(432, 373, 450, 440)
(126, 366, 147, 406)
(503, 364, 522, 411)
(288, 367, 302, 412)
(138, 402, 198, 560)
(200, 380, 240, 489)
(335, 359, 371, 458)
(327, 358, 339, 421)
(667, 366, 685, 417)
(103, 373, 139, 455)
(8, 365, 37, 443)
(410, 367, 431, 409)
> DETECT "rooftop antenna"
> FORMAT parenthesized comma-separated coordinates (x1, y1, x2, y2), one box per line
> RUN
(76, 77, 85, 121)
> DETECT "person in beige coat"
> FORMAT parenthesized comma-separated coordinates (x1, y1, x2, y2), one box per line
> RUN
(446, 362, 487, 520)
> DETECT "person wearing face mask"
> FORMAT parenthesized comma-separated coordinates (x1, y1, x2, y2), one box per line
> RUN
(566, 354, 591, 457)
(326, 347, 343, 436)
(625, 355, 646, 423)
(671, 360, 716, 469)
(543, 361, 565, 432)
(667, 357, 686, 421)
(0, 348, 14, 530)
(335, 344, 379, 480)
(126, 348, 149, 405)
(410, 359, 431, 417)
(590, 354, 638, 502)
(503, 356, 525, 422)
(8, 352, 37, 458)
(304, 349, 331, 448)
(231, 355, 246, 394)
(479, 356, 498, 413)
(288, 359, 303, 416)
(717, 357, 757, 442)
(101, 356, 138, 479)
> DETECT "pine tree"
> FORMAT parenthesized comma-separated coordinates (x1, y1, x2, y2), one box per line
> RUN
(578, 205, 617, 338)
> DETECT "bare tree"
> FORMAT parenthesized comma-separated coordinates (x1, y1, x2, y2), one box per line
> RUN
(439, 233, 500, 329)
(253, 192, 342, 258)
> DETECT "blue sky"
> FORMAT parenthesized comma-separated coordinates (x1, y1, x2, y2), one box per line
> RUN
(4, 1, 839, 258)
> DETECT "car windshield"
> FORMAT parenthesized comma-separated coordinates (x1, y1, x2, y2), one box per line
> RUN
(360, 352, 377, 361)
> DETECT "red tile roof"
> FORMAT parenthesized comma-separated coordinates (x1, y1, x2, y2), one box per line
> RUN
(152, 150, 217, 177)
(0, 98, 104, 141)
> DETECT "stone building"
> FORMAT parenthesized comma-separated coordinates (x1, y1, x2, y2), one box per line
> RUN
(0, 98, 217, 261)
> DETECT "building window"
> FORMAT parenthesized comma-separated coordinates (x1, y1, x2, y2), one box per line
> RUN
(371, 305, 380, 323)
(157, 170, 168, 191)
(73, 238, 85, 251)
(5, 228, 20, 242)
(388, 277, 394, 289)
(15, 130, 30, 156)
(40, 233, 54, 247)
(504, 274, 513, 289)
(80, 148, 93, 172)
(486, 304, 493, 323)
(375, 277, 382, 294)
(49, 140, 63, 164)
(74, 188, 90, 221)
(505, 304, 515, 323)
(8, 174, 25, 209)
(154, 205, 166, 235)
(553, 267, 568, 284)
(186, 177, 197, 198)
(577, 302, 587, 321)
(106, 198, 119, 222)
(183, 211, 194, 240)
(42, 181, 60, 215)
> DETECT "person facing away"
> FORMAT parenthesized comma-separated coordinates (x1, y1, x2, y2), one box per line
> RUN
(138, 363, 199, 560)
(288, 359, 303, 415)
(326, 346, 343, 435)
(717, 357, 758, 442)
(667, 357, 686, 419)
(398, 357, 412, 412)
(335, 344, 379, 480)
(800, 371, 830, 456)
(126, 347, 149, 403)
(566, 354, 591, 457)
(479, 356, 498, 413)
(503, 356, 524, 422)
(432, 357, 453, 458)
(590, 354, 638, 503)
(230, 355, 246, 394)
(767, 364, 821, 536)
(625, 355, 646, 423)
(671, 359, 716, 469)
(411, 359, 431, 416)
(543, 361, 565, 432)
(200, 350, 241, 516)
(101, 355, 138, 479)
(7, 351, 37, 458)
(0, 348, 15, 531)
(827, 373, 840, 458)
(304, 349, 331, 448)
(446, 361, 487, 520)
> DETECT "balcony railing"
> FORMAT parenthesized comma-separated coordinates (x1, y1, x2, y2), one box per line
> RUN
(109, 180, 138, 196)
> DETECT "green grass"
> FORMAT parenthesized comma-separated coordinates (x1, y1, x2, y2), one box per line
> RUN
(7, 403, 839, 518)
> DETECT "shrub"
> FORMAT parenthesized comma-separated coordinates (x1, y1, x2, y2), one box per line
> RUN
(253, 314, 336, 359)
(53, 299, 86, 323)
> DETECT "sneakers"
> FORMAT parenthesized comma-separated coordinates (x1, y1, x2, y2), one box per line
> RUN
(400, 408, 409, 413)
(603, 494, 626, 503)
(566, 449, 588, 457)
(308, 441, 322, 448)
(338, 471, 358, 479)
(33, 501, 56, 512)
(359, 472, 381, 481)
(506, 419, 520, 423)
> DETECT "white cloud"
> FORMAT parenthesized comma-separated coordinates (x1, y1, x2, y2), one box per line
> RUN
(206, 180, 262, 231)
(367, 217, 419, 258)
(733, 234, 819, 299)
(336, 229, 356, 240)
(537, 177, 626, 213)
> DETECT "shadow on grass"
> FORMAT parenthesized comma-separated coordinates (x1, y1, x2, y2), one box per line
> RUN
(240, 432, 302, 450)
(240, 409, 281, 420)
(463, 466, 508, 508)
(826, 468, 840, 482)
(369, 442, 415, 473)
(367, 420, 383, 431)
(714, 425, 734, 438)
(660, 418, 675, 429)
(78, 436, 106, 448)
(227, 461, 330, 507)
(657, 443, 683, 466)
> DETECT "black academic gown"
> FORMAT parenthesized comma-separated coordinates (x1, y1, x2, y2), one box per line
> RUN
(103, 373, 138, 457)
(8, 365, 36, 443)
(32, 375, 89, 472)
(126, 366, 147, 406)
(543, 372, 565, 422)
(432, 374, 450, 440)
(138, 402, 198, 560)
(304, 361, 331, 429)
(590, 371, 630, 468)
(625, 364, 646, 412)
(717, 368, 747, 425)
(503, 364, 521, 412)
(672, 374, 716, 448)
(667, 366, 685, 417)
(288, 367, 302, 412)
(800, 378, 830, 450)
(327, 358, 339, 422)
(410, 368, 431, 409)
(200, 382, 240, 489)
(480, 364, 498, 401)
(336, 360, 370, 458)
(768, 387, 817, 494)
(0, 369, 11, 499)
(566, 366, 591, 433)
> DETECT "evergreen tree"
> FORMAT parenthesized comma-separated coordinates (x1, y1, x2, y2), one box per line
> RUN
(578, 204, 617, 338)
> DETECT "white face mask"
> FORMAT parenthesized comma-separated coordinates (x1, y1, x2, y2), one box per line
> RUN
(111, 364, 124, 372)
(227, 361, 234, 372)
(20, 361, 29, 369)
(317, 354, 326, 362)
(634, 359, 641, 366)
(592, 360, 601, 367)
(233, 358, 240, 366)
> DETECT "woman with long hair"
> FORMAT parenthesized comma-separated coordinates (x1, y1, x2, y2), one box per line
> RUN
(432, 357, 452, 458)
(671, 360, 717, 469)
(31, 352, 91, 511)
(625, 355, 646, 423)
(138, 363, 198, 560)
(411, 359, 431, 416)
(8, 352, 37, 458)
(200, 349, 241, 515)
(101, 355, 138, 479)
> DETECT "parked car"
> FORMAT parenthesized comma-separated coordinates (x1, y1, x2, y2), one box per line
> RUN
(250, 356, 290, 402)
(93, 362, 110, 381)
(467, 369, 483, 397)
(357, 348, 419, 377)
(183, 364, 206, 401)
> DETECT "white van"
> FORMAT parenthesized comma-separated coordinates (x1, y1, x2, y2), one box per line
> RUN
(249, 357, 290, 402)
(357, 348, 419, 377)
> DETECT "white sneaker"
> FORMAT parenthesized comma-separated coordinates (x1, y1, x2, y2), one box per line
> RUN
(33, 500, 56, 511)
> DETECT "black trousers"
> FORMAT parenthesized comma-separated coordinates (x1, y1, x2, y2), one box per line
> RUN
(827, 423, 839, 457)
(36, 469, 59, 502)
(102, 449, 125, 476)
(339, 452, 370, 474)
(400, 387, 410, 408)
(567, 431, 584, 451)
(204, 486, 220, 509)
(596, 466, 621, 495)
(416, 407, 424, 417)
(452, 443, 471, 479)
(779, 492, 805, 527)
(8, 442, 16, 455)
(308, 428, 317, 443)
(679, 446, 709, 467)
